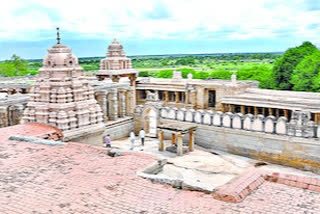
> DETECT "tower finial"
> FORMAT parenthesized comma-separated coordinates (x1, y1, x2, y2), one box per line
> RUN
(56, 27, 60, 44)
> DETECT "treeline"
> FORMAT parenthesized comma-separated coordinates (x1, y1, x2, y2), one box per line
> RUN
(0, 55, 38, 77)
(139, 65, 274, 89)
(273, 41, 320, 92)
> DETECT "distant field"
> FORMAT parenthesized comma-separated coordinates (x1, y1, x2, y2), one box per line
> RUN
(0, 52, 281, 90)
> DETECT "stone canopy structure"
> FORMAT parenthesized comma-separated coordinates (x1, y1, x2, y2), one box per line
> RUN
(96, 38, 138, 85)
(22, 39, 104, 142)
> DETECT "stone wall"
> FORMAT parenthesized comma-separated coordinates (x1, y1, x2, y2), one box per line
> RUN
(159, 107, 320, 173)
(103, 118, 134, 140)
(0, 94, 29, 128)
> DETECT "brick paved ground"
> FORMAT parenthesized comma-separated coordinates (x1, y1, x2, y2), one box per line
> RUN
(1, 125, 320, 213)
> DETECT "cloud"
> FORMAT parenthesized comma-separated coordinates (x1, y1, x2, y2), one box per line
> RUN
(304, 0, 320, 11)
(0, 0, 319, 45)
(145, 1, 171, 20)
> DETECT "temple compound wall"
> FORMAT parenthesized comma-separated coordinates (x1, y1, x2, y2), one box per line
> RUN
(0, 93, 28, 128)
(135, 105, 320, 173)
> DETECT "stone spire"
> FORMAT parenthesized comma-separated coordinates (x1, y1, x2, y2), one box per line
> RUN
(99, 38, 133, 70)
(56, 27, 61, 44)
(22, 36, 104, 141)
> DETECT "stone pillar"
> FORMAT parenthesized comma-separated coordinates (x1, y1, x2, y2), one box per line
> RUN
(315, 113, 319, 125)
(284, 109, 288, 119)
(129, 75, 137, 109)
(254, 107, 258, 116)
(185, 91, 189, 104)
(155, 90, 159, 101)
(276, 109, 280, 118)
(96, 92, 108, 121)
(165, 91, 169, 103)
(269, 108, 273, 116)
(176, 134, 183, 156)
(158, 130, 164, 151)
(175, 92, 179, 103)
(262, 107, 266, 116)
(109, 88, 118, 121)
(119, 90, 126, 118)
(241, 105, 245, 114)
(221, 104, 225, 113)
(126, 89, 135, 116)
(171, 133, 176, 145)
(247, 106, 251, 114)
(228, 104, 232, 112)
(0, 106, 8, 128)
(189, 130, 194, 152)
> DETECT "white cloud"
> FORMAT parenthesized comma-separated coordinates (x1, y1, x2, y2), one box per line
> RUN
(0, 0, 320, 43)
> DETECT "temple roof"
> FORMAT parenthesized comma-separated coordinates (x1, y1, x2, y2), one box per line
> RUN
(40, 43, 81, 70)
(220, 88, 320, 112)
(107, 38, 126, 57)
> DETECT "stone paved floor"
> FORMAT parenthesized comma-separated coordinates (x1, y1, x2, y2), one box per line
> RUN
(1, 127, 320, 214)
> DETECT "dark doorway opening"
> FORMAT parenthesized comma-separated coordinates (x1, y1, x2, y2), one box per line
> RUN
(208, 90, 216, 108)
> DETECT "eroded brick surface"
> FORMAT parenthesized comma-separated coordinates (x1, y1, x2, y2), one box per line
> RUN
(1, 126, 320, 213)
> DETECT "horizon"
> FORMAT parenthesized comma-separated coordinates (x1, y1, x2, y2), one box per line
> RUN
(0, 0, 319, 60)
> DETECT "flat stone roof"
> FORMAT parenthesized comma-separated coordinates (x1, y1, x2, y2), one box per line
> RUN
(158, 122, 197, 133)
(221, 88, 320, 112)
(96, 69, 138, 75)
(136, 77, 258, 91)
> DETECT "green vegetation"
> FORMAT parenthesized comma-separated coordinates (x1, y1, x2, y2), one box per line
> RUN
(273, 41, 318, 90)
(0, 55, 38, 77)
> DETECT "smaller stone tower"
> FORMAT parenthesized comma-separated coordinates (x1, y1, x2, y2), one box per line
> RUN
(22, 28, 105, 143)
(96, 39, 138, 85)
(96, 38, 138, 113)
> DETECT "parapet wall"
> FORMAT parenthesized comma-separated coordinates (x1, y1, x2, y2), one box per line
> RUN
(159, 107, 320, 173)
(159, 107, 318, 138)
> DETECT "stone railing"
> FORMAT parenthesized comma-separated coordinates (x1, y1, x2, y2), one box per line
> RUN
(159, 107, 319, 138)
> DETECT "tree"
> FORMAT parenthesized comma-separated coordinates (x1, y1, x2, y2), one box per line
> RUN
(273, 41, 318, 90)
(290, 50, 320, 91)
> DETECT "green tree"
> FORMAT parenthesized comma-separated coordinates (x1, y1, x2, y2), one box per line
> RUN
(290, 50, 320, 91)
(273, 41, 318, 90)
(237, 65, 275, 89)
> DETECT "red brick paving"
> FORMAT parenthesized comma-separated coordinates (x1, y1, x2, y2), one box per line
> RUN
(1, 125, 320, 213)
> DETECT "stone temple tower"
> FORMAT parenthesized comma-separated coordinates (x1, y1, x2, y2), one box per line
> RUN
(96, 38, 138, 84)
(96, 38, 138, 114)
(22, 29, 105, 143)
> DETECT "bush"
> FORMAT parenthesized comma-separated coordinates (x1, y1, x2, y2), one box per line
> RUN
(209, 70, 233, 79)
(194, 71, 209, 79)
(157, 70, 173, 78)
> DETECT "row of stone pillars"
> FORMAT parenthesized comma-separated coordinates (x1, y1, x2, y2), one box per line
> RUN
(158, 130, 195, 156)
(222, 104, 290, 118)
(96, 88, 134, 121)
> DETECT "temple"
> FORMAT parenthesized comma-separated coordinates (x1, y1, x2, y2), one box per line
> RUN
(1, 35, 320, 172)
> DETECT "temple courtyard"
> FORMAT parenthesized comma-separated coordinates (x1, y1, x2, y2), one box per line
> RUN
(1, 125, 320, 214)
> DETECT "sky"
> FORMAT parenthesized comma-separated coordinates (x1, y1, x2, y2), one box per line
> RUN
(0, 0, 320, 60)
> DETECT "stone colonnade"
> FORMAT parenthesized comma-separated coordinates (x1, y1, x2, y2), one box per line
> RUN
(95, 87, 134, 121)
(138, 89, 196, 105)
(222, 104, 294, 120)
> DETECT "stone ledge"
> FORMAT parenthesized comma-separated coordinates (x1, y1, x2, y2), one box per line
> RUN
(213, 169, 320, 203)
(212, 168, 264, 203)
